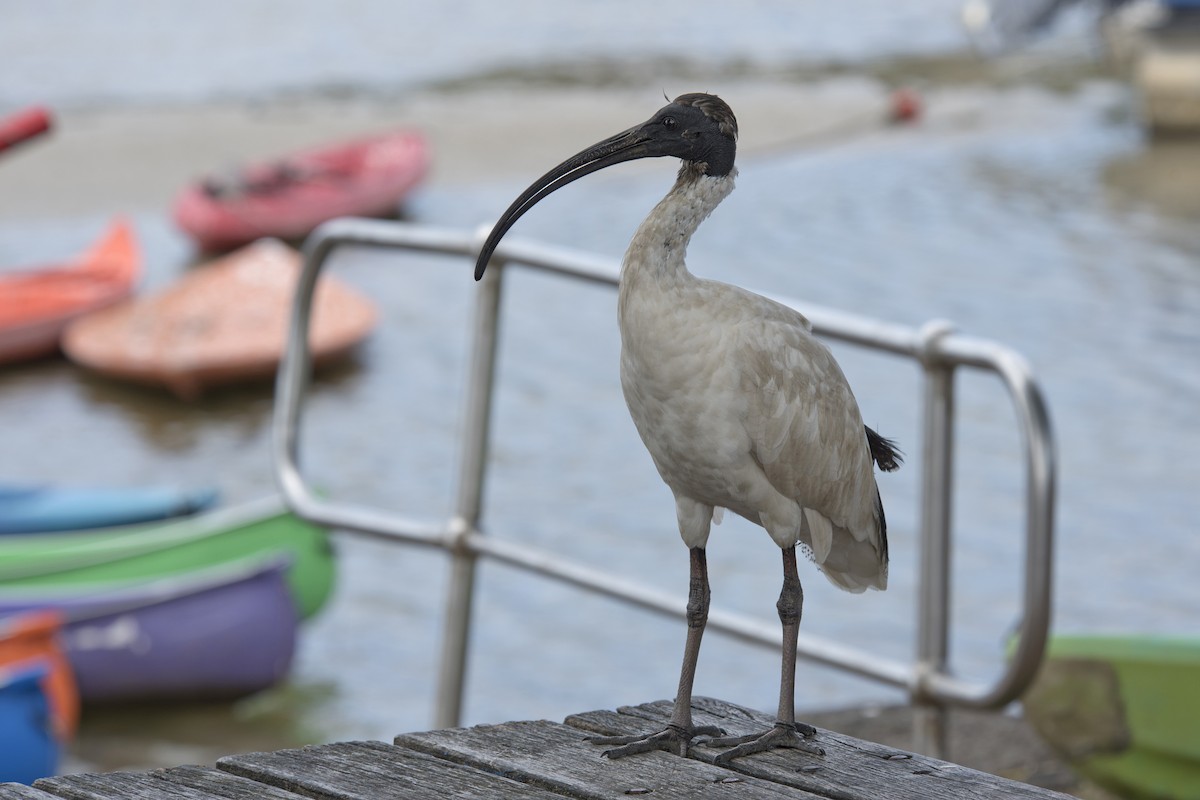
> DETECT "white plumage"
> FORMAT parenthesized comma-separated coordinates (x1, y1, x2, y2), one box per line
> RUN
(475, 92, 898, 764)
(618, 163, 887, 592)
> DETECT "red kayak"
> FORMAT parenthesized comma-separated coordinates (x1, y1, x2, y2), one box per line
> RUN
(0, 220, 140, 365)
(0, 106, 52, 156)
(172, 130, 429, 251)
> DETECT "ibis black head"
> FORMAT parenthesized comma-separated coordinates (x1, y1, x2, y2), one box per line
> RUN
(474, 93, 738, 280)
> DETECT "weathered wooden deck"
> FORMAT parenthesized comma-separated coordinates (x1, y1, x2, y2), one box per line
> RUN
(2, 698, 1072, 799)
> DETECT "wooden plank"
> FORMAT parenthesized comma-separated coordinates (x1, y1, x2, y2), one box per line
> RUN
(16, 765, 303, 800)
(0, 785, 63, 800)
(219, 739, 569, 799)
(34, 769, 226, 800)
(10, 698, 1075, 800)
(564, 698, 1075, 800)
(153, 765, 310, 799)
(396, 717, 823, 800)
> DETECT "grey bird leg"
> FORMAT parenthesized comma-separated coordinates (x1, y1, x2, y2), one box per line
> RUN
(588, 547, 725, 758)
(704, 546, 824, 764)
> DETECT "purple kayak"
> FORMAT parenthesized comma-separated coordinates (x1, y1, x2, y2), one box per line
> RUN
(0, 557, 296, 703)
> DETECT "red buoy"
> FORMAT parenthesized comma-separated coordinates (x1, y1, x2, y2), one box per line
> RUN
(888, 88, 921, 124)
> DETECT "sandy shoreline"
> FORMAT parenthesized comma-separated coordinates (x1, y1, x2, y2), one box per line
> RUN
(0, 79, 934, 220)
(1, 72, 1127, 224)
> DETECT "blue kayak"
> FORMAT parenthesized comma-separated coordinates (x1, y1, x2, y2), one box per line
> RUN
(0, 485, 219, 534)
(0, 661, 58, 784)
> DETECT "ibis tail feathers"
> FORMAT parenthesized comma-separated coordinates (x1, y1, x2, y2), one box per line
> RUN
(865, 426, 903, 472)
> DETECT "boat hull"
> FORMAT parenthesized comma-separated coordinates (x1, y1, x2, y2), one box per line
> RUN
(173, 129, 428, 251)
(0, 220, 139, 365)
(0, 663, 58, 783)
(0, 484, 218, 534)
(62, 239, 376, 399)
(0, 559, 297, 703)
(1024, 635, 1200, 800)
(0, 498, 335, 621)
(0, 611, 78, 740)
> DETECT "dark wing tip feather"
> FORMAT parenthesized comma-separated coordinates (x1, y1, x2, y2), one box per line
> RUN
(875, 487, 889, 562)
(865, 425, 903, 472)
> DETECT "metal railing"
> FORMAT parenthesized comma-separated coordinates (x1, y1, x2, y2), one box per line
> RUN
(272, 217, 1056, 758)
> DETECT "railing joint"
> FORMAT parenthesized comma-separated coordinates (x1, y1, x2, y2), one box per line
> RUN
(443, 515, 477, 557)
(914, 318, 958, 369)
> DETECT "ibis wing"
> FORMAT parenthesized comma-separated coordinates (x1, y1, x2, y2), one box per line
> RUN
(734, 297, 879, 543)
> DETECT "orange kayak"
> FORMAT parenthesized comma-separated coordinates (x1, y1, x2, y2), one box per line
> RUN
(172, 129, 429, 252)
(0, 220, 140, 365)
(0, 610, 79, 741)
(62, 239, 376, 399)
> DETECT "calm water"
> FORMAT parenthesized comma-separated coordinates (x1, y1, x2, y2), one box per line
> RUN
(1, 0, 972, 108)
(2, 0, 1199, 773)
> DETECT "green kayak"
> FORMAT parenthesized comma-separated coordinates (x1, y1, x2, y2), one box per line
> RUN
(0, 497, 334, 620)
(1023, 635, 1200, 800)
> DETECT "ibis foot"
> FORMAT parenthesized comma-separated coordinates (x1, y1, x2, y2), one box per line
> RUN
(588, 724, 726, 759)
(704, 721, 825, 764)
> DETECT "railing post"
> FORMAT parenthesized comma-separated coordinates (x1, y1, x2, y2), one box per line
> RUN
(913, 321, 957, 758)
(433, 255, 505, 729)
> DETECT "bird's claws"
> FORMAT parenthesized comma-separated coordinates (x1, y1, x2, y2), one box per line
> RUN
(587, 724, 726, 759)
(703, 721, 825, 764)
(692, 725, 728, 744)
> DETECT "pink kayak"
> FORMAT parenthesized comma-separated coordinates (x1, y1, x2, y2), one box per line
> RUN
(62, 239, 375, 399)
(173, 129, 429, 251)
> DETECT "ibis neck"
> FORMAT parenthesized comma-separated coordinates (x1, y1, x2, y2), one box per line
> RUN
(620, 164, 736, 288)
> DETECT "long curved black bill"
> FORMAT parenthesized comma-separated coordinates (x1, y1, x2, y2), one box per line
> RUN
(474, 123, 660, 281)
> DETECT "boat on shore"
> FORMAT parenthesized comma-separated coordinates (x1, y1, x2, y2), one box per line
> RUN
(963, 0, 1200, 134)
(0, 497, 335, 621)
(0, 106, 52, 156)
(0, 662, 59, 783)
(0, 484, 218, 534)
(0, 611, 77, 741)
(0, 220, 139, 365)
(1023, 634, 1200, 800)
(0, 557, 297, 703)
(172, 129, 429, 251)
(61, 239, 376, 399)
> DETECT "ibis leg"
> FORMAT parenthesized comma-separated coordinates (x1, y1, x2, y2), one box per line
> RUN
(589, 547, 724, 758)
(704, 546, 824, 763)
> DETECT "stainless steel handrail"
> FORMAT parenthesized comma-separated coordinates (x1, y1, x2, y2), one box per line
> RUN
(273, 217, 1056, 756)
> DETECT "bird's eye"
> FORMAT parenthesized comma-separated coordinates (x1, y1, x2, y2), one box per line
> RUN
(662, 116, 677, 130)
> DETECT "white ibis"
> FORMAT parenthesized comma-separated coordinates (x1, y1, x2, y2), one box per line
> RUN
(475, 93, 900, 763)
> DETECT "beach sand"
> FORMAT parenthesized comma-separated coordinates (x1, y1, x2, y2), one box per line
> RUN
(0, 78, 958, 220)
